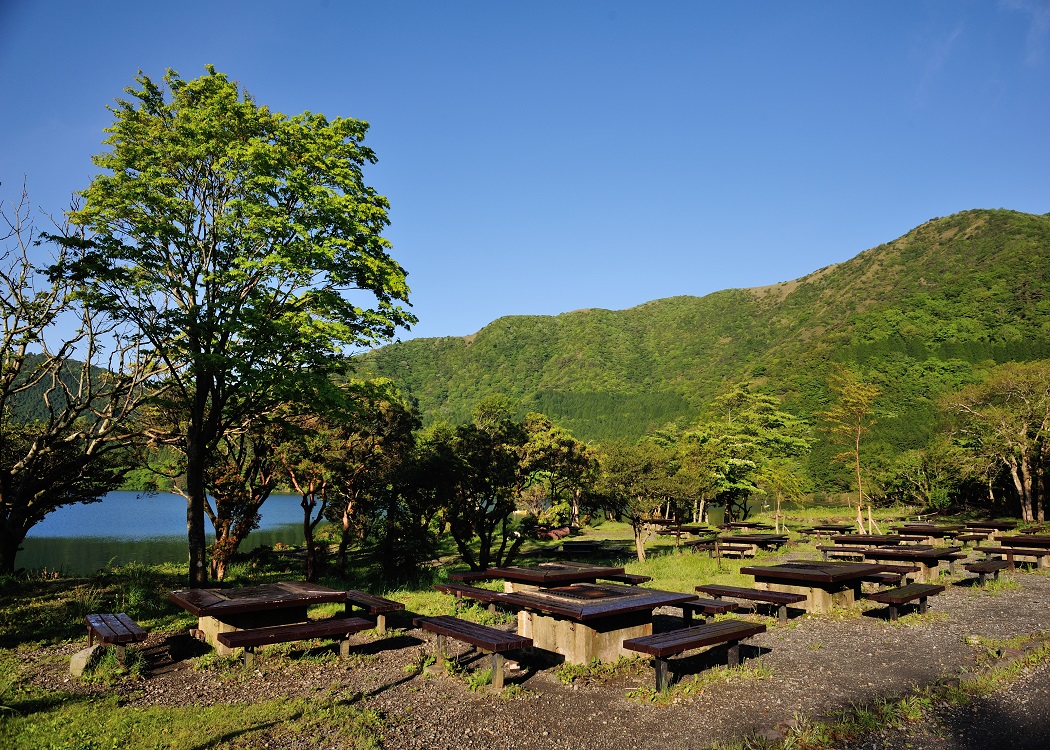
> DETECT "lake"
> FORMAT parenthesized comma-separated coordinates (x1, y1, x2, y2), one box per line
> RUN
(17, 491, 308, 575)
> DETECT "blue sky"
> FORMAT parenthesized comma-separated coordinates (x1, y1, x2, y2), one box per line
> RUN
(2, 1, 1048, 342)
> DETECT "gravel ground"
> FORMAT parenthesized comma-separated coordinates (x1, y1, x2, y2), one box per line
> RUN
(27, 560, 1050, 749)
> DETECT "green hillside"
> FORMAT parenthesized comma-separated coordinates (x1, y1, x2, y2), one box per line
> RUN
(357, 209, 1050, 475)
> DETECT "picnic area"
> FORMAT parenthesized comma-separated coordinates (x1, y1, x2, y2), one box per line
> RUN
(4, 514, 1050, 750)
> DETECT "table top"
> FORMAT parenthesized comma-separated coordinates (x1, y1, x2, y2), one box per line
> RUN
(486, 561, 626, 585)
(830, 534, 902, 546)
(894, 524, 964, 535)
(807, 524, 856, 532)
(863, 546, 962, 563)
(964, 521, 1017, 530)
(717, 533, 789, 544)
(496, 582, 696, 622)
(168, 581, 347, 617)
(741, 560, 885, 584)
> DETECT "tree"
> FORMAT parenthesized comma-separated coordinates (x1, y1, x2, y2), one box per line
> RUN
(819, 365, 880, 513)
(438, 397, 531, 571)
(0, 185, 159, 572)
(321, 380, 420, 571)
(521, 413, 597, 527)
(945, 360, 1050, 522)
(204, 421, 281, 580)
(57, 67, 414, 584)
(594, 439, 674, 562)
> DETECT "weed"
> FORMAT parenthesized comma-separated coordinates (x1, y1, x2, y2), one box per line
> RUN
(466, 667, 493, 691)
(553, 656, 646, 685)
(80, 647, 146, 684)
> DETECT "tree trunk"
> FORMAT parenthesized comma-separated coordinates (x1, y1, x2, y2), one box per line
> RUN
(185, 439, 209, 586)
(632, 520, 647, 563)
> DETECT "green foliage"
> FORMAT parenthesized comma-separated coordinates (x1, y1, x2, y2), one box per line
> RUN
(358, 209, 1050, 501)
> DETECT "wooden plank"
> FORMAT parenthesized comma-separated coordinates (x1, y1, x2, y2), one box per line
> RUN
(216, 617, 373, 649)
(345, 590, 405, 614)
(696, 585, 806, 605)
(413, 615, 532, 652)
(623, 619, 766, 658)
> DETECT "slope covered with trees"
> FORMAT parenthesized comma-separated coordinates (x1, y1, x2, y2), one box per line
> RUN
(359, 209, 1050, 490)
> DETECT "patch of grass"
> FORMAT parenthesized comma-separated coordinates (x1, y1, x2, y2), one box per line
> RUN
(80, 646, 147, 684)
(552, 656, 648, 685)
(627, 660, 775, 705)
(465, 667, 493, 691)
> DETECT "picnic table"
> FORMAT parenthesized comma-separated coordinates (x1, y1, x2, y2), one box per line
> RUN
(863, 546, 963, 582)
(716, 533, 789, 554)
(487, 561, 626, 588)
(829, 534, 903, 546)
(739, 560, 887, 613)
(168, 581, 349, 655)
(496, 580, 697, 664)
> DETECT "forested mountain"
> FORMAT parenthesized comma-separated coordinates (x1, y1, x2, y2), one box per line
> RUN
(359, 209, 1050, 487)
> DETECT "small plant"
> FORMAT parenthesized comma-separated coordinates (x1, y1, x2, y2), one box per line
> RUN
(403, 649, 435, 675)
(466, 667, 493, 691)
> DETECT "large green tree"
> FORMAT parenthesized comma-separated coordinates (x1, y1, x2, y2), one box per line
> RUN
(58, 67, 414, 584)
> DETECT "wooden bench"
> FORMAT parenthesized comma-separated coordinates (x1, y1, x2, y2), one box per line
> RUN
(344, 590, 405, 635)
(86, 613, 148, 664)
(715, 543, 755, 559)
(448, 570, 494, 583)
(622, 618, 767, 691)
(866, 583, 945, 621)
(817, 544, 868, 561)
(601, 573, 652, 586)
(680, 597, 738, 625)
(216, 617, 374, 667)
(695, 585, 806, 623)
(862, 564, 919, 587)
(955, 532, 991, 546)
(414, 615, 532, 690)
(976, 545, 1050, 570)
(965, 559, 1010, 586)
(434, 582, 506, 613)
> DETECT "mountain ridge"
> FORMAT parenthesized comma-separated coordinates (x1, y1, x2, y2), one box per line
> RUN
(358, 209, 1050, 475)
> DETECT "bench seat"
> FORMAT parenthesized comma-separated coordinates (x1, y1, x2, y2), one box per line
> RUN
(448, 570, 494, 583)
(602, 573, 652, 586)
(434, 582, 507, 613)
(344, 590, 405, 634)
(976, 545, 1050, 570)
(866, 583, 944, 621)
(680, 597, 738, 625)
(623, 618, 767, 691)
(715, 543, 755, 558)
(817, 544, 868, 561)
(862, 564, 919, 587)
(86, 613, 148, 664)
(216, 616, 374, 667)
(695, 585, 806, 623)
(965, 559, 1010, 585)
(414, 615, 532, 690)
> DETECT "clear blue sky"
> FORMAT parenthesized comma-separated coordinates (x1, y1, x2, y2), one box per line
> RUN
(2, 1, 1048, 342)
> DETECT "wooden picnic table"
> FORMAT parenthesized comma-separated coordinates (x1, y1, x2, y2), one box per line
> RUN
(863, 546, 963, 582)
(998, 534, 1050, 549)
(740, 560, 886, 613)
(964, 521, 1017, 532)
(716, 533, 788, 554)
(496, 581, 697, 664)
(168, 581, 348, 655)
(487, 561, 626, 587)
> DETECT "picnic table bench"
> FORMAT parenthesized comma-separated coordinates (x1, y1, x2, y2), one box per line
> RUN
(862, 563, 919, 587)
(965, 559, 1010, 586)
(976, 545, 1050, 570)
(695, 584, 806, 623)
(818, 544, 868, 561)
(216, 616, 374, 667)
(866, 583, 944, 621)
(85, 613, 148, 664)
(414, 615, 532, 690)
(434, 582, 507, 613)
(602, 573, 652, 585)
(622, 618, 767, 691)
(679, 597, 738, 625)
(344, 590, 405, 634)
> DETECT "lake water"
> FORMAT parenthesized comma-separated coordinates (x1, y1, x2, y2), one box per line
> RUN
(17, 491, 307, 575)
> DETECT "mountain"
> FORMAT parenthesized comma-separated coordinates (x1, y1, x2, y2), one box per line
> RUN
(357, 209, 1050, 480)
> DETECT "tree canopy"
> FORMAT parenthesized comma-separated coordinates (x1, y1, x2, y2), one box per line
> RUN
(57, 66, 415, 584)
